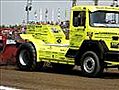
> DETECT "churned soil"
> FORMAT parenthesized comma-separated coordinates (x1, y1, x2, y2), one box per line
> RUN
(0, 65, 119, 90)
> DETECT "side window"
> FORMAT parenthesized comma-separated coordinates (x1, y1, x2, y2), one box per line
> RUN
(73, 11, 86, 27)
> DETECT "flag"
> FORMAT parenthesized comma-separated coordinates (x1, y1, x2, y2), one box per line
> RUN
(65, 9, 68, 19)
(45, 8, 48, 14)
(45, 8, 48, 21)
(57, 8, 60, 22)
(52, 9, 54, 21)
(34, 10, 37, 19)
(39, 9, 42, 22)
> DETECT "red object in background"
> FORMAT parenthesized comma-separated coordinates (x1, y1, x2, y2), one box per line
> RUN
(0, 28, 18, 65)
(0, 28, 16, 34)
(0, 44, 17, 65)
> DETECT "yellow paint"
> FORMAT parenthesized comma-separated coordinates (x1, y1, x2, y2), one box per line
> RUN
(20, 5, 119, 66)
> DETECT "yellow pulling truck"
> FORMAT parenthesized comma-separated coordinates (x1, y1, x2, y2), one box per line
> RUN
(16, 6, 119, 77)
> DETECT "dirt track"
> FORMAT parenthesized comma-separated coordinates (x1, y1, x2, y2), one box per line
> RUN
(0, 65, 119, 90)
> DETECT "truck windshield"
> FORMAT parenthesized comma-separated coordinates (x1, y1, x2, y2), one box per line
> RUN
(90, 11, 119, 28)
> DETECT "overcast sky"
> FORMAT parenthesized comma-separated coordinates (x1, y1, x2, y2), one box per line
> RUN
(0, 0, 119, 25)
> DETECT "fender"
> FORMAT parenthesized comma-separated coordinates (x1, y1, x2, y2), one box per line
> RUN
(75, 40, 109, 65)
(17, 34, 45, 62)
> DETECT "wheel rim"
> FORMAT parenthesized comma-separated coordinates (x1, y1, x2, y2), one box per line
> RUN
(19, 50, 30, 66)
(83, 57, 96, 73)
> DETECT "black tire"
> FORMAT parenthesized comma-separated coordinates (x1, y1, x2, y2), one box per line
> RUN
(16, 43, 37, 71)
(118, 66, 119, 71)
(80, 51, 104, 77)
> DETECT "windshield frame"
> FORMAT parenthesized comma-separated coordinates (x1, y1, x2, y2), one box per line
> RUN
(89, 10, 119, 28)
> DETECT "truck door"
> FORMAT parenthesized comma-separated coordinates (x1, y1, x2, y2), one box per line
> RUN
(70, 11, 86, 48)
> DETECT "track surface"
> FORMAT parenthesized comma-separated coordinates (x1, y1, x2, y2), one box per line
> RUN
(0, 66, 119, 90)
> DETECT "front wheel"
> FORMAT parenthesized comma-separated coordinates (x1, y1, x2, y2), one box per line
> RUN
(16, 43, 37, 71)
(80, 51, 104, 77)
(118, 66, 119, 71)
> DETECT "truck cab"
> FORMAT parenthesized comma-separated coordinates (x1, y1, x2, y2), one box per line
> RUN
(70, 6, 119, 65)
(16, 6, 119, 77)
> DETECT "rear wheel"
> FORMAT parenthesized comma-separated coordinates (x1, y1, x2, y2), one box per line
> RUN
(80, 51, 104, 77)
(16, 43, 37, 71)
